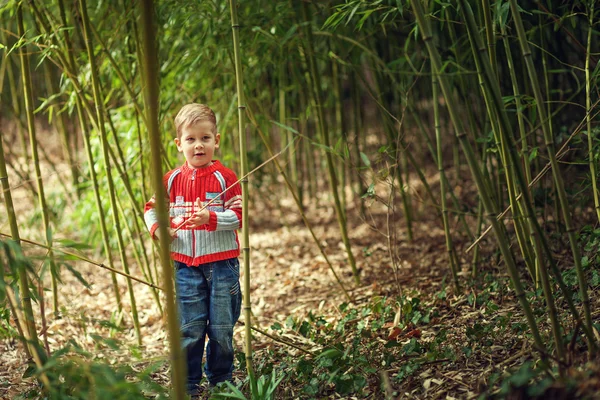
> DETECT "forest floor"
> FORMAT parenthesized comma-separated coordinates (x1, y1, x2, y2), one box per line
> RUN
(2, 164, 600, 399)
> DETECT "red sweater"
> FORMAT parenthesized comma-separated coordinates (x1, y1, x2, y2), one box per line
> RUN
(144, 161, 242, 266)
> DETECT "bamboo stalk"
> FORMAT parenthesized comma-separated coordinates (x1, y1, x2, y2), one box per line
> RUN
(139, 1, 187, 398)
(463, 3, 536, 281)
(0, 130, 39, 356)
(408, 0, 546, 355)
(79, 0, 142, 344)
(42, 60, 80, 200)
(17, 3, 61, 318)
(460, 0, 566, 360)
(459, 0, 592, 357)
(246, 107, 352, 302)
(6, 286, 50, 391)
(301, 2, 359, 284)
(586, 1, 600, 223)
(39, 0, 126, 316)
(228, 0, 257, 391)
(432, 67, 461, 291)
(509, 0, 596, 350)
(4, 33, 37, 201)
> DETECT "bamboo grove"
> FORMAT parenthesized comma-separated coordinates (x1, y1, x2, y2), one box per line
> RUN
(1, 0, 600, 396)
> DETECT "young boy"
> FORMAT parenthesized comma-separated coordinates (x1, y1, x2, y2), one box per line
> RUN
(144, 103, 242, 395)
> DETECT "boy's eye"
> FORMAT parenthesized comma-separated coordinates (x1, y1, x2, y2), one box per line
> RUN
(186, 138, 194, 142)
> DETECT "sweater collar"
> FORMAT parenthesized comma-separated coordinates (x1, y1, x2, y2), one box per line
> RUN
(181, 160, 221, 177)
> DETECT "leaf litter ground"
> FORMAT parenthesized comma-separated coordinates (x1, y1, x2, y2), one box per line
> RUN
(2, 170, 600, 399)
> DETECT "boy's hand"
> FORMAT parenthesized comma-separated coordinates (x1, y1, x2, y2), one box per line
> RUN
(155, 227, 177, 242)
(186, 197, 210, 228)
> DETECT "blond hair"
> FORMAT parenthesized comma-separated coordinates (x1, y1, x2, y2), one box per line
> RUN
(174, 103, 217, 138)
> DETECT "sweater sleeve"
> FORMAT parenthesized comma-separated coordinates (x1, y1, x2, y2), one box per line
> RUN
(207, 169, 242, 231)
(144, 172, 172, 239)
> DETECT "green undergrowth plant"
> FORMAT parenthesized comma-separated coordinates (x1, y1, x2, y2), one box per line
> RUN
(249, 295, 456, 398)
(15, 338, 169, 400)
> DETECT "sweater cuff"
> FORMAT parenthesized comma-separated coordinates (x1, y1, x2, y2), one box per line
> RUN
(150, 223, 159, 239)
(207, 211, 218, 231)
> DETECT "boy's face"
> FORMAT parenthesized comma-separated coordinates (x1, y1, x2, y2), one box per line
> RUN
(175, 121, 220, 169)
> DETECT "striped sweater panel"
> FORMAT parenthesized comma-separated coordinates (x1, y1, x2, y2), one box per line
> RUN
(144, 161, 242, 266)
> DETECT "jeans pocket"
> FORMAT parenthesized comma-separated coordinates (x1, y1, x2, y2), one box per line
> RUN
(225, 258, 240, 277)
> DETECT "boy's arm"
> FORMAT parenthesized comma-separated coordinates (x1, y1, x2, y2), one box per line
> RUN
(144, 195, 160, 239)
(206, 173, 242, 232)
(144, 171, 176, 240)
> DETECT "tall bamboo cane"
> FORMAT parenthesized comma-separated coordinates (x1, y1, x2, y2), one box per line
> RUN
(79, 0, 141, 344)
(509, 0, 595, 350)
(408, 0, 546, 354)
(17, 3, 61, 317)
(36, 0, 126, 316)
(586, 1, 600, 223)
(432, 68, 461, 291)
(228, 0, 257, 390)
(246, 107, 352, 302)
(457, 0, 566, 360)
(301, 2, 359, 284)
(139, 1, 186, 398)
(0, 131, 38, 358)
(463, 4, 536, 281)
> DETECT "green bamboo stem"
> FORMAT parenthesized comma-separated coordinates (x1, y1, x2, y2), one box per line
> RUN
(5, 287, 50, 391)
(116, 196, 163, 315)
(408, 0, 546, 354)
(460, 0, 592, 356)
(459, 0, 567, 360)
(332, 59, 347, 213)
(352, 70, 366, 215)
(42, 60, 80, 199)
(586, 1, 600, 223)
(89, 22, 149, 129)
(228, 0, 257, 391)
(407, 105, 473, 239)
(432, 68, 461, 291)
(17, 5, 60, 318)
(5, 41, 37, 200)
(500, 22, 545, 287)
(463, 6, 536, 281)
(509, 0, 595, 350)
(79, 0, 141, 345)
(139, 1, 186, 398)
(0, 131, 39, 356)
(56, 0, 127, 316)
(247, 108, 352, 302)
(481, 0, 497, 76)
(301, 2, 359, 284)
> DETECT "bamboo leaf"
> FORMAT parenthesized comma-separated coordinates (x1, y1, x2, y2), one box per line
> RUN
(63, 262, 90, 289)
(34, 93, 63, 114)
(271, 120, 299, 134)
(55, 239, 92, 250)
(346, 2, 361, 26)
(360, 152, 371, 167)
(280, 25, 298, 46)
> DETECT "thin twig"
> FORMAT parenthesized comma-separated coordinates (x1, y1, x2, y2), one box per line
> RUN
(172, 141, 294, 233)
(466, 103, 600, 252)
(0, 232, 163, 290)
(240, 321, 314, 356)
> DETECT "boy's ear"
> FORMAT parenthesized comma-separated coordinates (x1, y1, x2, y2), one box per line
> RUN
(174, 138, 183, 152)
(214, 133, 221, 149)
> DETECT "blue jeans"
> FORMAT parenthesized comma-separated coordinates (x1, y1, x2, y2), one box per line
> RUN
(174, 258, 242, 392)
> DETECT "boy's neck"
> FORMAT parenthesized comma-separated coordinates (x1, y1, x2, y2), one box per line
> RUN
(186, 160, 215, 169)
